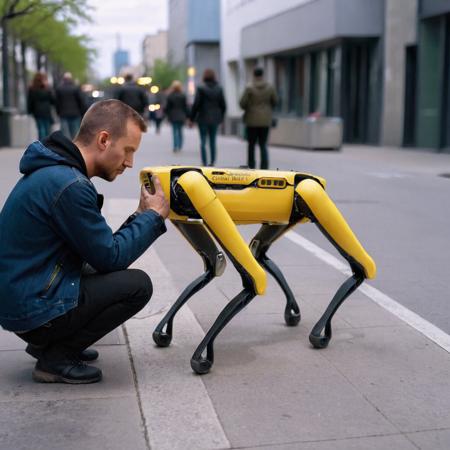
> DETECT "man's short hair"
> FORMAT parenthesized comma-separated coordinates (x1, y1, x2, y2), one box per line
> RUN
(75, 99, 147, 145)
(253, 67, 264, 77)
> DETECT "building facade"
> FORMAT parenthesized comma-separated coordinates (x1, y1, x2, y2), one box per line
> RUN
(221, 0, 450, 151)
(113, 49, 130, 77)
(142, 31, 168, 73)
(415, 0, 450, 150)
(168, 0, 221, 101)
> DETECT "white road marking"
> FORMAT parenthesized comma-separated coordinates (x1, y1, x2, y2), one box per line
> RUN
(285, 231, 450, 353)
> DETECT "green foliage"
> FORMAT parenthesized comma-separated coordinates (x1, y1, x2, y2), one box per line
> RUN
(1, 0, 94, 80)
(150, 59, 186, 91)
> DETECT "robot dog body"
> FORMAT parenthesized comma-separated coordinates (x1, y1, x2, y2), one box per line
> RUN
(140, 166, 376, 374)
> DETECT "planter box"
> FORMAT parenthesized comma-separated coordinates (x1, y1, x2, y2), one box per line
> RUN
(270, 116, 343, 150)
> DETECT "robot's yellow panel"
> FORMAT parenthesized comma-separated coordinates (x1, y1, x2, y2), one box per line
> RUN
(140, 166, 326, 225)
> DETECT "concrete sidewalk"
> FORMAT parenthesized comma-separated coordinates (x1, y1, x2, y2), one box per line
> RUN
(1, 129, 450, 449)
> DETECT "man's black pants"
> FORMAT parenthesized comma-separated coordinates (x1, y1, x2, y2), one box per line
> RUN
(17, 269, 152, 358)
(247, 126, 270, 169)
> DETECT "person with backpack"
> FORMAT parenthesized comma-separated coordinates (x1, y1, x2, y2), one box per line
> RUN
(240, 67, 278, 169)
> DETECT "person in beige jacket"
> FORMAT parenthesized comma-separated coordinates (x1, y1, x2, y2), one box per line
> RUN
(240, 67, 278, 169)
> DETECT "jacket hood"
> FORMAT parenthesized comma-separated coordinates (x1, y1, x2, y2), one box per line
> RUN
(19, 131, 88, 176)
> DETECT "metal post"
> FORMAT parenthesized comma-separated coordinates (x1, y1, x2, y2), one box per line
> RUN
(1, 19, 10, 108)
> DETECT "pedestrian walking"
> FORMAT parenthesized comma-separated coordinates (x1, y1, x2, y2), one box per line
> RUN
(55, 72, 87, 139)
(189, 69, 226, 166)
(115, 73, 149, 117)
(240, 67, 278, 169)
(165, 80, 188, 152)
(27, 72, 55, 141)
(0, 99, 169, 384)
(153, 105, 164, 134)
(149, 90, 166, 134)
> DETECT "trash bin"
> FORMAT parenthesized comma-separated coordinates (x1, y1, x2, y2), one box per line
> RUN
(0, 107, 16, 147)
(10, 114, 38, 147)
(299, 117, 343, 150)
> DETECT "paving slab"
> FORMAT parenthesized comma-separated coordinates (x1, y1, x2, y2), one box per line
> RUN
(0, 396, 147, 450)
(241, 434, 417, 450)
(406, 429, 450, 450)
(321, 326, 450, 433)
(197, 321, 398, 447)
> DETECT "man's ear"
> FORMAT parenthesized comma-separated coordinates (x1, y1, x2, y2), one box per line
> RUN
(97, 131, 110, 151)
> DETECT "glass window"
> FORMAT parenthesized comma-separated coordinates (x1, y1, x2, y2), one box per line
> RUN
(275, 55, 305, 116)
(275, 58, 289, 114)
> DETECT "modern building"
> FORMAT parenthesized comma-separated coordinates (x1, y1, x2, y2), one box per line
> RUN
(221, 0, 450, 151)
(168, 0, 221, 101)
(142, 30, 168, 73)
(113, 49, 130, 77)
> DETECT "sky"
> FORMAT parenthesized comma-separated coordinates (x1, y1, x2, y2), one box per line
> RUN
(76, 0, 168, 79)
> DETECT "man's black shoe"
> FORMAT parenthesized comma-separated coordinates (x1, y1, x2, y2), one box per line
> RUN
(26, 344, 99, 362)
(32, 358, 102, 384)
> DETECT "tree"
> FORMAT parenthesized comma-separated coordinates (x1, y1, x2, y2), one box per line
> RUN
(1, 0, 91, 107)
(12, 12, 94, 80)
(150, 59, 185, 91)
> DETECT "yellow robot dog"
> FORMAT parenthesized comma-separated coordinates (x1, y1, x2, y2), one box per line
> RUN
(140, 166, 376, 375)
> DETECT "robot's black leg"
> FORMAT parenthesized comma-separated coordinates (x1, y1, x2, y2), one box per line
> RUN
(309, 271, 364, 349)
(250, 225, 301, 327)
(293, 180, 376, 349)
(153, 222, 226, 347)
(260, 256, 301, 326)
(153, 271, 215, 347)
(190, 287, 256, 375)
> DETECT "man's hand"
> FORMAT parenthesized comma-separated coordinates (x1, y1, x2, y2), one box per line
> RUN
(137, 176, 170, 219)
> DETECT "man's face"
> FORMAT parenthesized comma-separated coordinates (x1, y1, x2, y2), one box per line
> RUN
(98, 120, 142, 182)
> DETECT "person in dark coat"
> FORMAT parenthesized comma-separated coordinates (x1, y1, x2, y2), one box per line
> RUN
(55, 72, 87, 139)
(240, 67, 278, 169)
(189, 69, 226, 166)
(27, 72, 55, 141)
(165, 80, 188, 152)
(115, 73, 149, 117)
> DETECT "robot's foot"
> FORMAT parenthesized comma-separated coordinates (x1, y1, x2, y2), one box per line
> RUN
(190, 356, 213, 375)
(309, 320, 332, 348)
(309, 332, 330, 349)
(284, 306, 301, 327)
(153, 330, 172, 347)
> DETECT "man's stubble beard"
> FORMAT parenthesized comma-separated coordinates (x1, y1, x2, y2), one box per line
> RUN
(98, 167, 117, 182)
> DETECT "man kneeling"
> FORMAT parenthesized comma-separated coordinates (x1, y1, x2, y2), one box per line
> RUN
(0, 99, 169, 384)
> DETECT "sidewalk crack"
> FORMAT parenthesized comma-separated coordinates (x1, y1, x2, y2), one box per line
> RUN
(122, 324, 151, 450)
